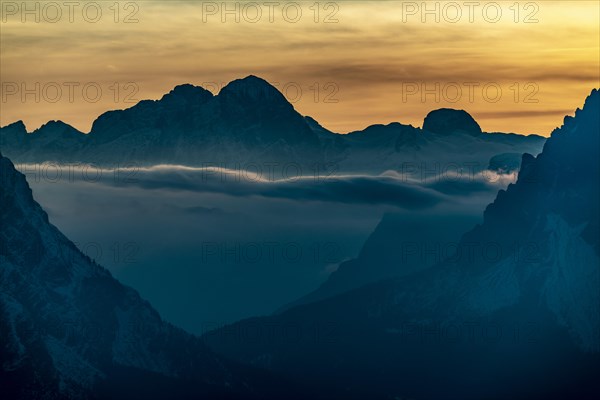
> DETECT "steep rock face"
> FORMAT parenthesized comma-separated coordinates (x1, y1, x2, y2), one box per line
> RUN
(422, 108, 482, 135)
(461, 88, 599, 268)
(284, 91, 595, 308)
(215, 76, 321, 149)
(204, 90, 600, 399)
(83, 75, 321, 165)
(0, 152, 295, 399)
(1, 76, 323, 166)
(0, 121, 28, 149)
(487, 152, 523, 173)
(89, 84, 214, 144)
(1, 120, 87, 155)
(448, 88, 600, 352)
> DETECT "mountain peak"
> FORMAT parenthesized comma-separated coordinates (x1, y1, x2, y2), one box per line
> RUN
(422, 108, 482, 136)
(576, 88, 600, 122)
(219, 75, 289, 105)
(34, 119, 76, 131)
(1, 120, 27, 131)
(160, 83, 213, 104)
(0, 120, 28, 145)
(230, 74, 270, 87)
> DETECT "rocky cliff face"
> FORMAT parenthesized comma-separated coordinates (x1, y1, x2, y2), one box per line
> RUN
(204, 90, 600, 399)
(422, 108, 483, 135)
(0, 151, 296, 399)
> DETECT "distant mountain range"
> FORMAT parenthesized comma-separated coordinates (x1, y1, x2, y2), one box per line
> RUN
(0, 76, 545, 175)
(204, 89, 600, 399)
(2, 78, 596, 399)
(0, 151, 308, 399)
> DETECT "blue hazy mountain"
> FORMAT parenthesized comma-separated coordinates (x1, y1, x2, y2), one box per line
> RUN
(204, 90, 600, 399)
(0, 76, 545, 174)
(0, 151, 306, 399)
(281, 212, 482, 311)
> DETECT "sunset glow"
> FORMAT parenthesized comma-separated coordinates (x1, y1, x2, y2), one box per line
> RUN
(1, 0, 599, 135)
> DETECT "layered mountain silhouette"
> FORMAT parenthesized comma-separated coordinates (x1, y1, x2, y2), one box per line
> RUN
(0, 76, 545, 175)
(204, 89, 600, 399)
(0, 151, 308, 399)
(2, 75, 596, 399)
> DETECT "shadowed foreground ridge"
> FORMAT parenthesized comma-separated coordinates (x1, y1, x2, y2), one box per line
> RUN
(0, 151, 303, 399)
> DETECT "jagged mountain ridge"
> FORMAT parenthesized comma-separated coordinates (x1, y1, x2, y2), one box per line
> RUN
(281, 87, 600, 309)
(0, 76, 545, 173)
(0, 151, 304, 399)
(203, 89, 600, 399)
(1, 76, 321, 167)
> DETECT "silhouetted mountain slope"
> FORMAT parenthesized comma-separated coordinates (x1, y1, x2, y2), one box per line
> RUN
(0, 151, 303, 400)
(282, 212, 481, 310)
(0, 76, 544, 173)
(85, 76, 321, 164)
(204, 90, 600, 399)
(332, 117, 545, 174)
(0, 120, 86, 162)
(88, 83, 214, 144)
(1, 76, 322, 167)
(423, 108, 482, 135)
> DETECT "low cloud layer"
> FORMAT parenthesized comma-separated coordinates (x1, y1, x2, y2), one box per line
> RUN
(30, 164, 511, 209)
(21, 164, 510, 333)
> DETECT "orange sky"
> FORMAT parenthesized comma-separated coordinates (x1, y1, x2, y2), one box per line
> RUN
(1, 1, 599, 135)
